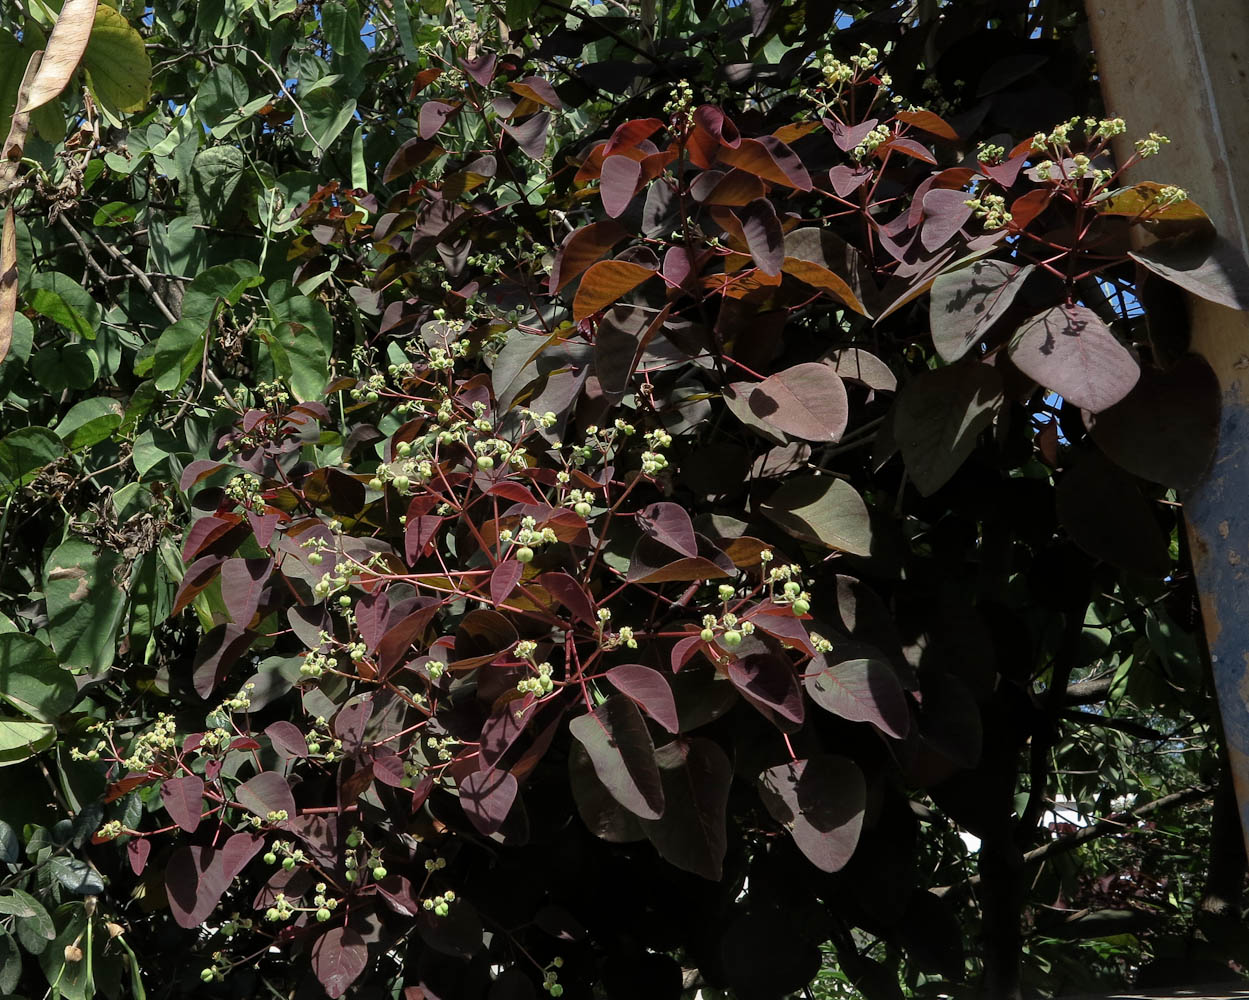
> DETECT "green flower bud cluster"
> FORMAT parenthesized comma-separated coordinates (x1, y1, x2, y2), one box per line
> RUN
(700, 612, 756, 649)
(427, 659, 446, 681)
(564, 488, 595, 518)
(263, 841, 305, 870)
(114, 712, 178, 772)
(224, 472, 266, 510)
(96, 819, 124, 841)
(1155, 184, 1188, 207)
(663, 79, 696, 131)
(424, 856, 449, 873)
(350, 373, 387, 404)
(964, 192, 1012, 229)
(851, 123, 893, 162)
(264, 892, 297, 923)
(426, 734, 457, 761)
(422, 889, 456, 917)
(517, 661, 555, 696)
(976, 142, 1006, 164)
(543, 963, 565, 996)
(218, 913, 254, 937)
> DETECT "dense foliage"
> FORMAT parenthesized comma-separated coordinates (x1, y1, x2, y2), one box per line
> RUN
(0, 1, 1244, 998)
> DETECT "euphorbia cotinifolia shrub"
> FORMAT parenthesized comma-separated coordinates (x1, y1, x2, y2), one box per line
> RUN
(77, 36, 1234, 1000)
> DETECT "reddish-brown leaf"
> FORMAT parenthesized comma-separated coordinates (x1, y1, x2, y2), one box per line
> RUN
(549, 221, 628, 294)
(894, 109, 959, 141)
(572, 260, 657, 321)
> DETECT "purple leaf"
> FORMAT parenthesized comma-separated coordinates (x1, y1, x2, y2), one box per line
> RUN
(459, 52, 497, 86)
(1083, 354, 1220, 488)
(334, 699, 374, 748)
(179, 460, 224, 491)
(383, 137, 440, 183)
(548, 220, 628, 295)
(235, 772, 296, 825)
(638, 738, 731, 880)
(636, 502, 698, 558)
(759, 476, 872, 555)
(1008, 304, 1140, 412)
(127, 838, 150, 876)
(192, 624, 257, 698)
(160, 775, 204, 833)
(604, 117, 665, 155)
(312, 926, 369, 999)
(569, 696, 664, 820)
(265, 721, 309, 759)
(606, 665, 679, 733)
(757, 755, 866, 872)
(376, 603, 440, 674)
(501, 112, 550, 160)
(749, 363, 849, 442)
(171, 555, 225, 617)
(452, 609, 518, 670)
(480, 699, 531, 768)
(491, 560, 524, 606)
(600, 154, 642, 218)
(459, 769, 519, 835)
(509, 76, 562, 109)
(222, 831, 264, 878)
(166, 845, 230, 928)
(893, 363, 1004, 496)
(734, 198, 784, 275)
(828, 164, 873, 197)
(220, 557, 272, 627)
(930, 259, 1034, 362)
(727, 653, 805, 731)
(419, 100, 459, 140)
(246, 511, 279, 548)
(536, 572, 596, 624)
(823, 116, 879, 152)
(919, 188, 974, 252)
(805, 648, 911, 738)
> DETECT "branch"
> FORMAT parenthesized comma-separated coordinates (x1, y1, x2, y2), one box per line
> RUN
(933, 784, 1212, 900)
(58, 215, 179, 325)
(1065, 676, 1115, 704)
(1060, 707, 1166, 742)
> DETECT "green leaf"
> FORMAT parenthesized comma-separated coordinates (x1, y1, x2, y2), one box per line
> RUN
(48, 856, 104, 895)
(31, 342, 100, 392)
(197, 64, 249, 132)
(181, 260, 261, 324)
(273, 322, 329, 401)
(0, 930, 19, 997)
(0, 718, 56, 766)
(759, 476, 873, 555)
(299, 89, 357, 151)
(188, 145, 246, 224)
(55, 396, 123, 451)
(0, 632, 76, 721)
(0, 426, 63, 495)
(150, 317, 204, 393)
(27, 271, 101, 338)
(44, 538, 127, 672)
(83, 4, 152, 114)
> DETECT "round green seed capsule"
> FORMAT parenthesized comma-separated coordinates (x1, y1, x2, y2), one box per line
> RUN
(316, 908, 331, 923)
(393, 475, 410, 492)
(515, 546, 534, 564)
(476, 456, 494, 471)
(282, 856, 296, 870)
(201, 968, 215, 983)
(700, 628, 715, 643)
(372, 866, 387, 880)
(338, 595, 352, 608)
(792, 599, 810, 616)
(722, 630, 743, 648)
(369, 478, 383, 491)
(574, 502, 591, 517)
(308, 552, 323, 566)
(263, 852, 277, 865)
